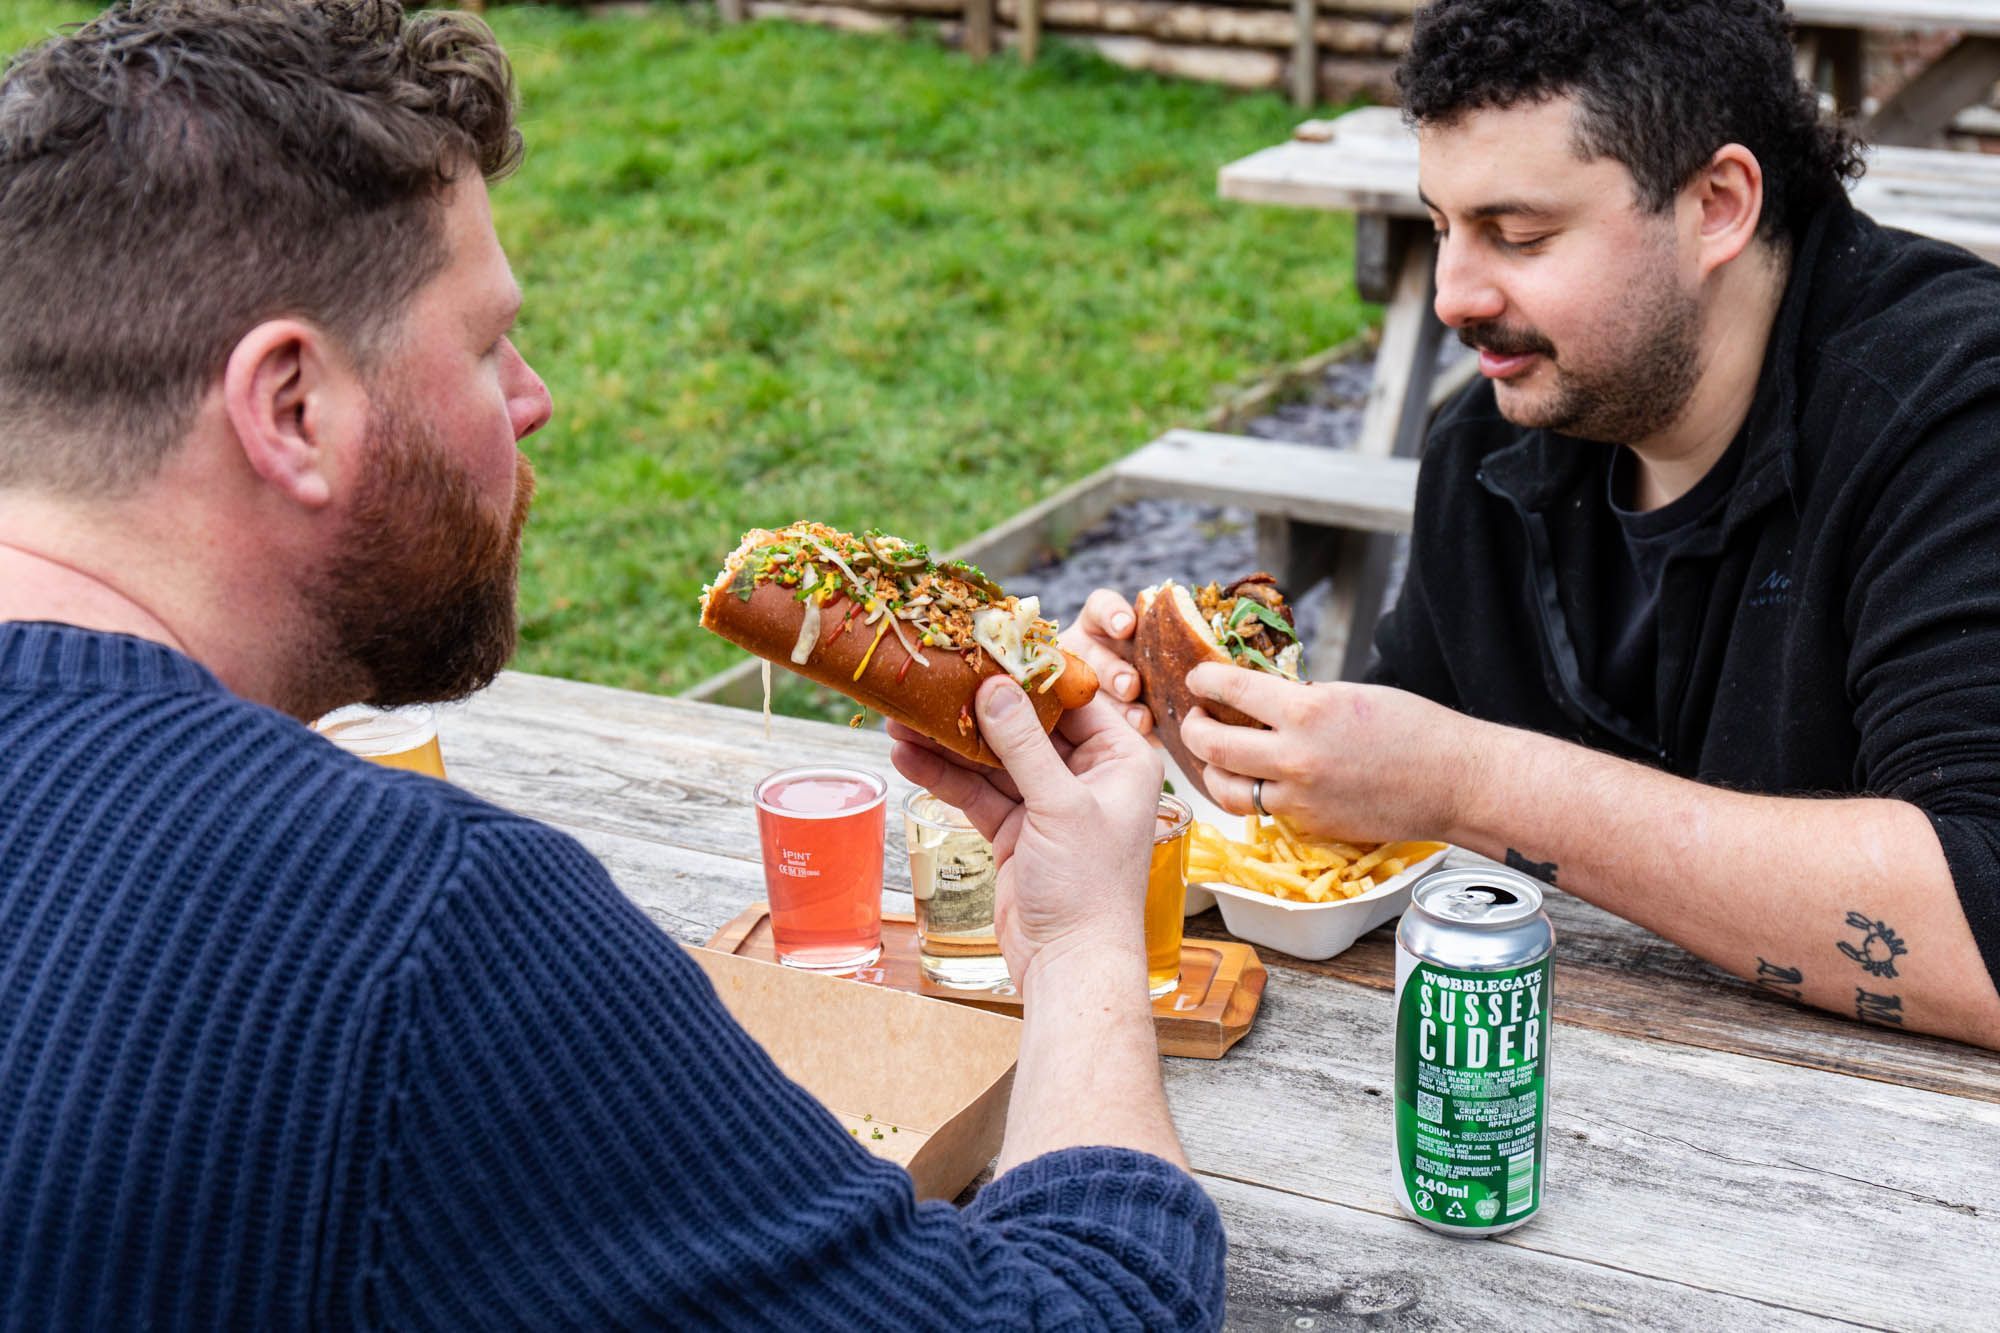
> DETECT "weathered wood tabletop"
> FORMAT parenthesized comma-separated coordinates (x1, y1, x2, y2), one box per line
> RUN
(441, 671, 2000, 1330)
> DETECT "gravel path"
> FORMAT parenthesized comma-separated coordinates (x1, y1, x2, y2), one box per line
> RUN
(1006, 351, 1399, 669)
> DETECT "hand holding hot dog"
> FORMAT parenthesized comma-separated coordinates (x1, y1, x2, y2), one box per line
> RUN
(1060, 588, 1152, 735)
(889, 677, 1162, 984)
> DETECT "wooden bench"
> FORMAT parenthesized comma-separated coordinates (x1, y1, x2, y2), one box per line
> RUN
(1109, 430, 1417, 535)
(1190, 104, 2000, 680)
(1108, 430, 1421, 676)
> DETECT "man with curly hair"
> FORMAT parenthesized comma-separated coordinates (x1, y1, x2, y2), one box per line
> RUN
(0, 2, 1223, 1326)
(1073, 0, 2000, 1048)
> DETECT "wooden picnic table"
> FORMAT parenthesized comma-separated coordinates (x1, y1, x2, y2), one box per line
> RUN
(1789, 2, 2000, 144)
(441, 669, 2000, 1329)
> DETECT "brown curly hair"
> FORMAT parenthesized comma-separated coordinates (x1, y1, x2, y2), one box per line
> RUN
(0, 0, 522, 495)
(1397, 0, 1864, 246)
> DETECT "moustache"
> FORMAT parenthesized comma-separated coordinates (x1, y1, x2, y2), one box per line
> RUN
(1458, 323, 1556, 360)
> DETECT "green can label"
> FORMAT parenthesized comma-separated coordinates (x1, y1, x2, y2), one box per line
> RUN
(1395, 957, 1551, 1228)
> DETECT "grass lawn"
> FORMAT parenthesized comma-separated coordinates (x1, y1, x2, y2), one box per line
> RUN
(5, 3, 1372, 711)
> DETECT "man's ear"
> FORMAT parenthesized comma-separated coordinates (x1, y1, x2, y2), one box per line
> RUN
(1688, 143, 1765, 278)
(221, 319, 365, 511)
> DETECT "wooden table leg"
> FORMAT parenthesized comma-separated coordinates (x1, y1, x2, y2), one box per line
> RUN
(1353, 224, 1443, 464)
(1019, 0, 1041, 66)
(1796, 25, 1864, 119)
(1868, 36, 2000, 147)
(1256, 219, 1444, 678)
(1339, 223, 1444, 680)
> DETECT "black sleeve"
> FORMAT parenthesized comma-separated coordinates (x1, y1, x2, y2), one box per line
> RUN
(1844, 399, 2000, 986)
(1367, 442, 1464, 709)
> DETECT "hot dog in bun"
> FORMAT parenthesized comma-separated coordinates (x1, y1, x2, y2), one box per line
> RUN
(701, 521, 1097, 764)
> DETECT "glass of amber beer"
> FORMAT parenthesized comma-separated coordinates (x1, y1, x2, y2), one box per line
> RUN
(755, 766, 887, 972)
(1144, 794, 1193, 997)
(313, 704, 447, 778)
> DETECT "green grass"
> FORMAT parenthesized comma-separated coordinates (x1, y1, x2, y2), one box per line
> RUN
(5, 3, 1372, 708)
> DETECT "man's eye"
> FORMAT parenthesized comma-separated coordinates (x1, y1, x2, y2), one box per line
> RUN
(1499, 234, 1549, 253)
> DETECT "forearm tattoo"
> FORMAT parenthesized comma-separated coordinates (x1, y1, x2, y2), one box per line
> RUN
(1837, 911, 1907, 979)
(1504, 849, 1558, 886)
(1855, 988, 1905, 1026)
(1838, 910, 1910, 1027)
(1754, 958, 1804, 1001)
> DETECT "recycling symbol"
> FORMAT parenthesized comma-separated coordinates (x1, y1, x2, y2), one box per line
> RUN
(1445, 1200, 1467, 1219)
(1415, 1190, 1434, 1212)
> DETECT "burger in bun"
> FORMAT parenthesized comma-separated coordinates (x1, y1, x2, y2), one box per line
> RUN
(1132, 573, 1304, 802)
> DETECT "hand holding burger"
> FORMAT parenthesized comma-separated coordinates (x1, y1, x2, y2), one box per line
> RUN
(1178, 663, 1489, 848)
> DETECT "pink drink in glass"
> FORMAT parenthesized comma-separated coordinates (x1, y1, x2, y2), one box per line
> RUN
(754, 766, 887, 971)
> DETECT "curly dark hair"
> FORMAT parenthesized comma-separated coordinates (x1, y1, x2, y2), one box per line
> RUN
(0, 0, 522, 495)
(1396, 0, 1863, 244)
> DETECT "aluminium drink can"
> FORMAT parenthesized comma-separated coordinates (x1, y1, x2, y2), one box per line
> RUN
(1393, 865, 1555, 1237)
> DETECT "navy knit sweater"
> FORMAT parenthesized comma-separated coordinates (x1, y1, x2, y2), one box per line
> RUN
(0, 623, 1226, 1330)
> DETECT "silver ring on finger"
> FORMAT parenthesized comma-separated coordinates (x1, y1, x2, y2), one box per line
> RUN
(1252, 778, 1269, 818)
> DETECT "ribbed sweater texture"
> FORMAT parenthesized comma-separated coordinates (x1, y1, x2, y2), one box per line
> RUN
(0, 623, 1226, 1329)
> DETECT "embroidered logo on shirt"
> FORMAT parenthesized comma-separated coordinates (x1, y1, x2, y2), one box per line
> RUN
(1746, 567, 1792, 608)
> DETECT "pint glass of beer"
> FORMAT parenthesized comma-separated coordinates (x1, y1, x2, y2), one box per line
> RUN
(755, 766, 887, 972)
(313, 704, 447, 778)
(1144, 793, 1193, 997)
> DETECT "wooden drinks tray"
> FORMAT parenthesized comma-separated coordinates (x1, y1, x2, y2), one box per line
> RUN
(702, 904, 1267, 1059)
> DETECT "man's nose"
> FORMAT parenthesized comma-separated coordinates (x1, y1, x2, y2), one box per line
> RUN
(504, 341, 553, 441)
(1432, 239, 1505, 329)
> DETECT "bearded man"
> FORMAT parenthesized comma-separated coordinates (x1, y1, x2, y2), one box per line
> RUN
(0, 2, 1222, 1326)
(1070, 0, 2000, 1047)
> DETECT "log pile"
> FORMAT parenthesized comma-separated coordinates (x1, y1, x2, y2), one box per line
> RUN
(738, 0, 1415, 104)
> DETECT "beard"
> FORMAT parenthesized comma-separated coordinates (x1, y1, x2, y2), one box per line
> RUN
(301, 396, 536, 712)
(1459, 243, 1703, 446)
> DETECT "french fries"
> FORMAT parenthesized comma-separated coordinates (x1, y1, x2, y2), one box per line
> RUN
(1186, 816, 1446, 904)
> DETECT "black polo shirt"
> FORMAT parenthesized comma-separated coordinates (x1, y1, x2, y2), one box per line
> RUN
(1371, 195, 2000, 986)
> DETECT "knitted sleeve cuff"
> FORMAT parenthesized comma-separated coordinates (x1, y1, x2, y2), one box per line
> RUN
(965, 1147, 1226, 1329)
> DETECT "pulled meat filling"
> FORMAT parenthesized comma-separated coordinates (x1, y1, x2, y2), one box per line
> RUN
(1195, 572, 1298, 664)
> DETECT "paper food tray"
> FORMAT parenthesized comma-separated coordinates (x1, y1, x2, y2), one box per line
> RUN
(689, 949, 1019, 1201)
(1197, 844, 1451, 961)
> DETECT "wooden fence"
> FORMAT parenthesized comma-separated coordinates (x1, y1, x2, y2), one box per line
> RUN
(475, 3, 2000, 129)
(718, 0, 1417, 105)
